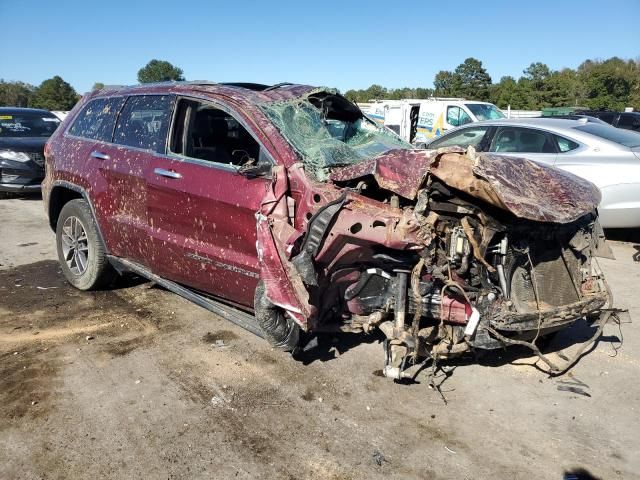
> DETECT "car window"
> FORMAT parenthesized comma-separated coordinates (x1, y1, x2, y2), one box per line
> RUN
(68, 97, 125, 142)
(465, 103, 505, 120)
(429, 126, 489, 149)
(446, 106, 472, 127)
(618, 113, 640, 130)
(574, 123, 640, 148)
(595, 112, 616, 124)
(0, 111, 60, 138)
(490, 127, 555, 153)
(553, 135, 580, 153)
(170, 99, 263, 167)
(114, 95, 174, 153)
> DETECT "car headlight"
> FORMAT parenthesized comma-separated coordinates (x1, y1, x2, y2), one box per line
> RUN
(0, 150, 31, 162)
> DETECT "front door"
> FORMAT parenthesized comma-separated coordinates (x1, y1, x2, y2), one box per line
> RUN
(145, 98, 272, 307)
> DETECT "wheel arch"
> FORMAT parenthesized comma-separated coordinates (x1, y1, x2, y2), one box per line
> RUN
(48, 181, 109, 253)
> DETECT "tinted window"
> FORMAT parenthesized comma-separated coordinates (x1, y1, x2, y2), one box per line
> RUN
(114, 95, 174, 153)
(429, 126, 489, 149)
(595, 112, 615, 124)
(574, 123, 640, 148)
(68, 97, 125, 141)
(0, 111, 60, 138)
(490, 127, 555, 153)
(618, 113, 640, 130)
(553, 135, 580, 153)
(446, 106, 472, 127)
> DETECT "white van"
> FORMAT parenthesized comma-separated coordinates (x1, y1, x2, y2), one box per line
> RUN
(360, 98, 505, 146)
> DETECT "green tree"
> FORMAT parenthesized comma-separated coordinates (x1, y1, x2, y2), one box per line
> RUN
(30, 76, 79, 110)
(0, 80, 35, 107)
(453, 57, 492, 101)
(92, 82, 105, 91)
(577, 57, 636, 110)
(434, 70, 456, 96)
(137, 59, 185, 83)
(490, 76, 518, 108)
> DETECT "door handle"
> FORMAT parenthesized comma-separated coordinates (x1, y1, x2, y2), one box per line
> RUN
(154, 168, 182, 179)
(90, 151, 110, 161)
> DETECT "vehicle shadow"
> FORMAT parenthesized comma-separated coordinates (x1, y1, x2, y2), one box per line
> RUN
(604, 227, 640, 244)
(295, 330, 386, 365)
(293, 316, 621, 380)
(4, 192, 43, 201)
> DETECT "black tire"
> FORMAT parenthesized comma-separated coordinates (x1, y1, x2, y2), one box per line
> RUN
(56, 199, 116, 290)
(254, 281, 300, 352)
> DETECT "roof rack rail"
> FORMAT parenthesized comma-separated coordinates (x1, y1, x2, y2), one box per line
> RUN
(95, 81, 276, 92)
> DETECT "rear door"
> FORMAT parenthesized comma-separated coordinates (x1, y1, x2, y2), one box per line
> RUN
(488, 126, 558, 166)
(382, 104, 403, 138)
(93, 94, 176, 266)
(145, 97, 272, 307)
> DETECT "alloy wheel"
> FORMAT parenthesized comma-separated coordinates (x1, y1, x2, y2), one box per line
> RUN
(61, 216, 90, 275)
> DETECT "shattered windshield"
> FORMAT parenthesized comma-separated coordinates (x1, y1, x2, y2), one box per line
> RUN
(260, 89, 411, 181)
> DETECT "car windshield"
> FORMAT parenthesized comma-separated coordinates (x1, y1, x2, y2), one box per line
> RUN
(465, 103, 505, 121)
(0, 111, 60, 138)
(574, 123, 640, 148)
(259, 90, 411, 181)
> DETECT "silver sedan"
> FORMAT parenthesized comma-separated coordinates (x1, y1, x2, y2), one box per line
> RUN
(425, 118, 640, 228)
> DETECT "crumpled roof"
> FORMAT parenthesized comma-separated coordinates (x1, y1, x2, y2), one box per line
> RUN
(330, 148, 601, 224)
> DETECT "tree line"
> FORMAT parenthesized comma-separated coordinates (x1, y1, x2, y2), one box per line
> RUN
(2, 57, 638, 112)
(344, 56, 640, 111)
(0, 60, 185, 111)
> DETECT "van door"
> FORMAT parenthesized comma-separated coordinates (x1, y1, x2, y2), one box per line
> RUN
(415, 103, 445, 145)
(383, 105, 404, 139)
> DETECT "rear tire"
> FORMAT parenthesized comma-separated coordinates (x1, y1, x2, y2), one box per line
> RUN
(56, 199, 116, 290)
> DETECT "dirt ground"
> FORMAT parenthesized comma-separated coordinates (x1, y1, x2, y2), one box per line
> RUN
(1, 194, 639, 480)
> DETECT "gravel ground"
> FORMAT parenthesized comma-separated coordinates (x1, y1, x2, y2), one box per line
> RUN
(1, 194, 639, 480)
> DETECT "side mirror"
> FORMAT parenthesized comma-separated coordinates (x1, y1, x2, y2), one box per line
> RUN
(238, 162, 272, 178)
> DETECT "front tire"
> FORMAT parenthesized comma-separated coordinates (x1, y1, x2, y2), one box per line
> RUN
(56, 199, 116, 290)
(254, 281, 300, 351)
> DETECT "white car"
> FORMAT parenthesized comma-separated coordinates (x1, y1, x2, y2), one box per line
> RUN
(426, 118, 640, 228)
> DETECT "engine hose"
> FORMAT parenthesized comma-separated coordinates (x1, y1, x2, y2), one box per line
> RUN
(486, 308, 618, 376)
(253, 281, 300, 352)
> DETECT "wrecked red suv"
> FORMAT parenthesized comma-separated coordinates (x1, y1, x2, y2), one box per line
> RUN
(43, 82, 613, 379)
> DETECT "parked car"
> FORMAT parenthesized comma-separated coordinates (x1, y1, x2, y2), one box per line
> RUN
(537, 114, 609, 125)
(577, 110, 640, 132)
(0, 107, 61, 194)
(44, 83, 613, 379)
(360, 98, 504, 146)
(426, 118, 640, 228)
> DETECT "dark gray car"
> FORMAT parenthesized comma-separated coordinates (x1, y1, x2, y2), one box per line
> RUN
(0, 107, 61, 194)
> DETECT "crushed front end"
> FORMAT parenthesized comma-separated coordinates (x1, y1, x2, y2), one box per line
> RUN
(253, 88, 612, 379)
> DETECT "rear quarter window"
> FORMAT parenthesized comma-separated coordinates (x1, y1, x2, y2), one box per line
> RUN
(553, 134, 580, 153)
(113, 95, 174, 153)
(68, 97, 126, 142)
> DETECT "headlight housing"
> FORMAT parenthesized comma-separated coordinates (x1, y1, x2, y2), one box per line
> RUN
(0, 150, 31, 162)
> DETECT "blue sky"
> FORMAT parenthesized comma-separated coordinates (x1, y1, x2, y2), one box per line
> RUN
(1, 0, 638, 94)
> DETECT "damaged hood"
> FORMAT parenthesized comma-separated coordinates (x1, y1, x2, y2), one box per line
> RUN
(330, 147, 601, 224)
